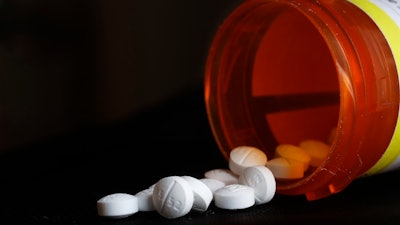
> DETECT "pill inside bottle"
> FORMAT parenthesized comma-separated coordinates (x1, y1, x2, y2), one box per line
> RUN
(204, 0, 399, 200)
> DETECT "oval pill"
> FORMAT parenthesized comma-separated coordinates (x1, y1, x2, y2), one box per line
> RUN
(213, 184, 255, 210)
(152, 176, 194, 219)
(182, 175, 213, 212)
(204, 168, 239, 185)
(97, 193, 139, 219)
(239, 166, 276, 205)
(229, 146, 268, 175)
(299, 139, 330, 168)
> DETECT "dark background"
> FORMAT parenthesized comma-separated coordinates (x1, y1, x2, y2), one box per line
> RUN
(1, 1, 400, 225)
(0, 0, 241, 152)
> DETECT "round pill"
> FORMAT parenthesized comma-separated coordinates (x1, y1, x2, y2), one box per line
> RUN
(213, 184, 255, 210)
(265, 157, 304, 179)
(275, 144, 311, 171)
(239, 166, 276, 205)
(229, 146, 268, 175)
(135, 187, 156, 212)
(204, 168, 239, 185)
(200, 178, 226, 194)
(97, 193, 139, 219)
(299, 139, 330, 168)
(152, 176, 194, 219)
(182, 175, 213, 212)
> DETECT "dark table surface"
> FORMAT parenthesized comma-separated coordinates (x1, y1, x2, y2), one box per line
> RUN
(1, 88, 400, 225)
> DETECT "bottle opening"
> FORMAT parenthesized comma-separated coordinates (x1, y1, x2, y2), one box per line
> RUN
(205, 0, 399, 199)
(205, 4, 339, 185)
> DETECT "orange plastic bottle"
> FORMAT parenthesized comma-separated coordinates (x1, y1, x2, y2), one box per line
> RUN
(204, 0, 400, 200)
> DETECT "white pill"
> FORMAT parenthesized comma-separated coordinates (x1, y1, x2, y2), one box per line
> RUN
(199, 178, 226, 194)
(265, 157, 304, 179)
(204, 168, 239, 185)
(97, 193, 139, 219)
(182, 176, 213, 212)
(135, 187, 156, 212)
(214, 184, 255, 210)
(229, 146, 268, 175)
(239, 166, 276, 205)
(299, 139, 330, 168)
(275, 144, 311, 171)
(152, 176, 194, 219)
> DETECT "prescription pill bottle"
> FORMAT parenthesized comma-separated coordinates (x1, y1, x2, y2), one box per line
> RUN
(204, 0, 400, 200)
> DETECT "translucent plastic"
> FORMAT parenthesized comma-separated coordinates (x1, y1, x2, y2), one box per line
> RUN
(204, 0, 399, 200)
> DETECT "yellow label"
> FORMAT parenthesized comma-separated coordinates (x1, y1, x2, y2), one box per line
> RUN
(349, 0, 400, 176)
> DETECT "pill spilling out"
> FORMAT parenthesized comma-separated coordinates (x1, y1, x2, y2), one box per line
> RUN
(229, 146, 268, 175)
(97, 163, 275, 219)
(239, 166, 276, 205)
(182, 175, 213, 212)
(213, 184, 255, 210)
(97, 193, 139, 219)
(96, 137, 331, 219)
(152, 176, 194, 219)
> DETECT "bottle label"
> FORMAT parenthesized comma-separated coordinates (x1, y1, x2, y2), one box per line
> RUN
(349, 0, 400, 176)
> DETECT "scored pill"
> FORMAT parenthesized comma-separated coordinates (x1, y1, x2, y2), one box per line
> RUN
(152, 176, 194, 219)
(228, 146, 268, 176)
(265, 157, 304, 179)
(239, 166, 276, 205)
(182, 176, 213, 212)
(275, 144, 311, 172)
(299, 139, 330, 168)
(213, 184, 255, 210)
